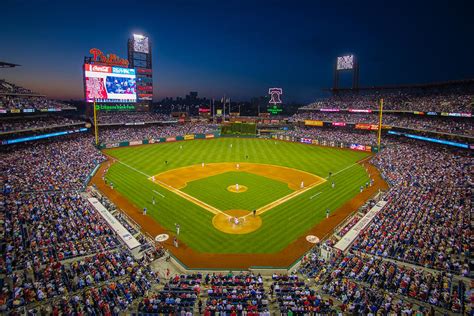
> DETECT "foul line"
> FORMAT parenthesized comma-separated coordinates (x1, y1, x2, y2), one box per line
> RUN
(115, 159, 152, 178)
(152, 180, 224, 215)
(112, 158, 225, 216)
(248, 180, 324, 218)
(309, 192, 322, 199)
(153, 190, 165, 198)
(325, 156, 371, 180)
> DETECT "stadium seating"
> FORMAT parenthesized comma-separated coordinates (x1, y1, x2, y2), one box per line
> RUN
(0, 80, 74, 111)
(1, 91, 472, 314)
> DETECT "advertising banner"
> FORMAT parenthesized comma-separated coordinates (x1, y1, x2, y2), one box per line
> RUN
(349, 109, 372, 113)
(129, 140, 143, 146)
(355, 123, 378, 130)
(350, 144, 372, 152)
(300, 138, 312, 144)
(304, 120, 324, 126)
(332, 122, 346, 127)
(166, 137, 176, 142)
(205, 134, 215, 139)
(184, 134, 195, 140)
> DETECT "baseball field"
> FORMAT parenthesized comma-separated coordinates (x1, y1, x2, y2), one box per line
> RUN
(96, 138, 381, 268)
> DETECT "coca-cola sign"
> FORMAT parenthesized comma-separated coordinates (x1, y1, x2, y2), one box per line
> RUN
(86, 65, 112, 73)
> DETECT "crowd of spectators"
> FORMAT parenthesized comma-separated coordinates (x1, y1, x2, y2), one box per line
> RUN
(98, 122, 219, 143)
(96, 112, 172, 125)
(324, 253, 455, 308)
(1, 116, 84, 133)
(137, 274, 200, 314)
(350, 140, 471, 276)
(2, 192, 119, 273)
(0, 80, 34, 94)
(302, 85, 473, 112)
(291, 112, 473, 137)
(0, 95, 73, 111)
(2, 135, 104, 192)
(299, 250, 466, 314)
(0, 133, 163, 314)
(272, 274, 336, 314)
(4, 249, 156, 309)
(0, 80, 74, 111)
(281, 126, 378, 146)
(204, 272, 268, 314)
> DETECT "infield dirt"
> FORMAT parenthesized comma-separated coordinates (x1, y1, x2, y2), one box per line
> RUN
(151, 162, 325, 190)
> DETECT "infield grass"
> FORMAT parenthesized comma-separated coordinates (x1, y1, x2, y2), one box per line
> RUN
(104, 138, 370, 254)
(182, 171, 293, 211)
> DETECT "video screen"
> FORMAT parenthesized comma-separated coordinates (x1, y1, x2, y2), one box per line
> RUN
(84, 64, 137, 103)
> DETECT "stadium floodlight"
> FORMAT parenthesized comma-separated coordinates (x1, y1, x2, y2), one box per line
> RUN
(337, 55, 354, 70)
(133, 34, 149, 53)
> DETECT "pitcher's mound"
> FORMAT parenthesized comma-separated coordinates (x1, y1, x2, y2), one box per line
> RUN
(212, 210, 261, 234)
(227, 185, 248, 193)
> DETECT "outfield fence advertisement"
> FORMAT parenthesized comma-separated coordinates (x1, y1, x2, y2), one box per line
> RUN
(272, 134, 376, 152)
(99, 132, 220, 149)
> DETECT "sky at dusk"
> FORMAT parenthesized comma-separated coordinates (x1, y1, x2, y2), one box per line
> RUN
(1, 0, 473, 103)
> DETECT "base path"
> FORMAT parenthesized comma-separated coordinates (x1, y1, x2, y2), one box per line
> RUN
(151, 162, 325, 190)
(90, 156, 388, 269)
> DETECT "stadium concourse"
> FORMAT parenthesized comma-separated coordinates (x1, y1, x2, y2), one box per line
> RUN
(0, 80, 473, 315)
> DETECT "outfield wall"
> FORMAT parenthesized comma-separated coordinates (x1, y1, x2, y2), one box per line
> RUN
(98, 131, 377, 154)
(98, 131, 221, 149)
(270, 133, 378, 153)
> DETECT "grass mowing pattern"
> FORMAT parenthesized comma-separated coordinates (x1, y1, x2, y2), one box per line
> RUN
(104, 138, 370, 253)
(182, 171, 294, 211)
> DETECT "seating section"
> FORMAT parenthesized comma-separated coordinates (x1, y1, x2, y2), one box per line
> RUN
(204, 273, 269, 314)
(138, 274, 201, 314)
(0, 80, 74, 111)
(303, 85, 474, 112)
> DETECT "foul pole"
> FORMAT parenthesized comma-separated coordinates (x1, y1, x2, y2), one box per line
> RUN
(377, 98, 384, 151)
(93, 99, 99, 145)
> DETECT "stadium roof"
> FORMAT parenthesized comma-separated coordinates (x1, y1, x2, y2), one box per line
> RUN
(0, 61, 20, 68)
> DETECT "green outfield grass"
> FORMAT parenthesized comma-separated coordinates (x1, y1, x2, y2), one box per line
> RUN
(182, 171, 294, 211)
(104, 138, 370, 253)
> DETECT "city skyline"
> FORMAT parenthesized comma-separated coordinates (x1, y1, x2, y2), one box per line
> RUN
(1, 0, 474, 103)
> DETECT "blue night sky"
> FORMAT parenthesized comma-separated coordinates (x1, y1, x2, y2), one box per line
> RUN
(1, 0, 473, 102)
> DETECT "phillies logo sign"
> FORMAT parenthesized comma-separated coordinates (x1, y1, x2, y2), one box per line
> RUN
(268, 88, 283, 104)
(89, 48, 129, 67)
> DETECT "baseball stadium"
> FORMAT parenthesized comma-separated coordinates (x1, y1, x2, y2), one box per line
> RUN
(1, 2, 473, 315)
